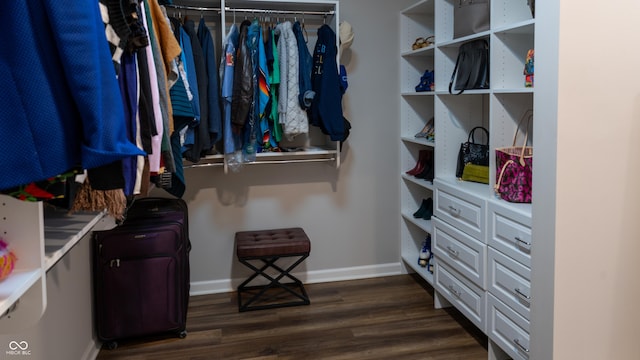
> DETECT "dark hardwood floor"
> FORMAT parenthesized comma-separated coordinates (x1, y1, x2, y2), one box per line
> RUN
(96, 274, 488, 359)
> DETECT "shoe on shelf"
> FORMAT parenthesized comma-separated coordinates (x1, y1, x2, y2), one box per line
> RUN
(418, 234, 432, 267)
(411, 36, 435, 51)
(415, 148, 434, 182)
(415, 69, 434, 92)
(414, 117, 435, 138)
(412, 197, 433, 219)
(405, 149, 429, 176)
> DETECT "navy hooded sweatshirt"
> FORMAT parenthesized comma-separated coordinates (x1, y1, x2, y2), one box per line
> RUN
(309, 25, 344, 142)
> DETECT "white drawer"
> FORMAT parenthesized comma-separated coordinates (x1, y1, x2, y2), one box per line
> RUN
(435, 260, 485, 333)
(487, 293, 530, 360)
(434, 180, 486, 241)
(488, 200, 532, 267)
(433, 217, 486, 289)
(488, 247, 531, 320)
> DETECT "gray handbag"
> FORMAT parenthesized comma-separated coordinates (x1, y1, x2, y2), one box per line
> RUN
(454, 0, 490, 38)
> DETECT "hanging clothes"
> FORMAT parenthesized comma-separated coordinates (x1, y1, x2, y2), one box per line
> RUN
(231, 20, 254, 135)
(182, 19, 210, 163)
(243, 20, 266, 156)
(293, 21, 315, 110)
(266, 26, 282, 145)
(276, 21, 308, 140)
(197, 18, 223, 147)
(221, 24, 239, 155)
(0, 0, 145, 191)
(140, 0, 166, 176)
(310, 24, 345, 142)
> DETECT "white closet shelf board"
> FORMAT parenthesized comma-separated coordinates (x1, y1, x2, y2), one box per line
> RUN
(43, 209, 106, 271)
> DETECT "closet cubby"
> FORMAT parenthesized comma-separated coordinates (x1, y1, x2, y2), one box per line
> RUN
(400, 96, 434, 139)
(399, 0, 435, 54)
(434, 38, 491, 94)
(436, 0, 491, 44)
(434, 94, 489, 182)
(400, 53, 435, 94)
(185, 0, 342, 173)
(400, 218, 434, 282)
(0, 195, 107, 333)
(491, 24, 534, 91)
(491, 0, 534, 29)
(400, 1, 535, 358)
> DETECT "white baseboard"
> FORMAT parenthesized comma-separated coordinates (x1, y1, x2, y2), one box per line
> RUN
(189, 262, 403, 296)
(84, 340, 101, 360)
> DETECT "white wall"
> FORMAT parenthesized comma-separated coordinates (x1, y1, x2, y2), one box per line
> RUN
(532, 0, 640, 358)
(168, 0, 415, 294)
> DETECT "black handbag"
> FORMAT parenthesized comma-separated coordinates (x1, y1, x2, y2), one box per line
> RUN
(456, 126, 490, 178)
(449, 39, 489, 95)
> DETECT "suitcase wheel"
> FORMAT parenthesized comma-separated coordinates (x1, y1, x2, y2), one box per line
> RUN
(179, 330, 187, 339)
(105, 341, 118, 350)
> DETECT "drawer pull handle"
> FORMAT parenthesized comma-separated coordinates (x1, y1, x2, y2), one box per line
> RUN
(446, 246, 459, 257)
(515, 288, 531, 301)
(448, 285, 461, 298)
(513, 338, 530, 353)
(448, 205, 461, 216)
(515, 236, 532, 246)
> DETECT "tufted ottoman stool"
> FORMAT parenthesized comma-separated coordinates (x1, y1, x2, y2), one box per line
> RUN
(235, 227, 311, 312)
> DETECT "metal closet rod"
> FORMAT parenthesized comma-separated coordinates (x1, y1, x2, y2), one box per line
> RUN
(164, 4, 334, 16)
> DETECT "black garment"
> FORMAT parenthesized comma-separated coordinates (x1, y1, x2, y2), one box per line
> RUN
(197, 17, 222, 146)
(182, 19, 210, 162)
(136, 47, 155, 154)
(231, 20, 253, 134)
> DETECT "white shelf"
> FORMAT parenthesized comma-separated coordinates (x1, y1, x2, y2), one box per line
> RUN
(43, 209, 106, 271)
(402, 173, 434, 191)
(402, 212, 433, 234)
(402, 253, 434, 285)
(0, 269, 42, 313)
(401, 136, 435, 147)
(401, 91, 435, 97)
(401, 45, 436, 58)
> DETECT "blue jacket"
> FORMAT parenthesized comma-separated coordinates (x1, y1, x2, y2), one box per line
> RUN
(293, 21, 315, 109)
(309, 25, 344, 141)
(0, 0, 144, 190)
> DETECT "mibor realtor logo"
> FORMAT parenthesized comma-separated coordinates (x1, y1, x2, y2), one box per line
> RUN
(6, 340, 30, 356)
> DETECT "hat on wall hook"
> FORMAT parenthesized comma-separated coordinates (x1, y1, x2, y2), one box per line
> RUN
(339, 21, 354, 59)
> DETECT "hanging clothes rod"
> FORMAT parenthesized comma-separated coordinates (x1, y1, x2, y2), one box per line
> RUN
(224, 7, 334, 16)
(165, 4, 221, 12)
(164, 4, 334, 16)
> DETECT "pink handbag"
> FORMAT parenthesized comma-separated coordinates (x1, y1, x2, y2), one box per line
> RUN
(494, 111, 533, 203)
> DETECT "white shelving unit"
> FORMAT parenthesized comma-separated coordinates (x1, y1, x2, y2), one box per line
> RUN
(399, 0, 436, 286)
(400, 1, 535, 359)
(0, 195, 107, 334)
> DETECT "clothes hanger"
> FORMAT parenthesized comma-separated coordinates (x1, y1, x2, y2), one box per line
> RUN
(302, 12, 308, 43)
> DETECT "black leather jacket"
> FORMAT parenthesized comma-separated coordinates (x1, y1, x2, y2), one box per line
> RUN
(231, 20, 253, 134)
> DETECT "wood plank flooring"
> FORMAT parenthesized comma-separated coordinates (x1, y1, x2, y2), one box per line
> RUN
(96, 274, 488, 360)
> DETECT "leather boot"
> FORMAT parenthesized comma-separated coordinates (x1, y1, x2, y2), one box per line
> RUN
(406, 149, 428, 176)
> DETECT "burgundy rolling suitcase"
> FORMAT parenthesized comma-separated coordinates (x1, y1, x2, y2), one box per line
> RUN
(93, 198, 190, 349)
